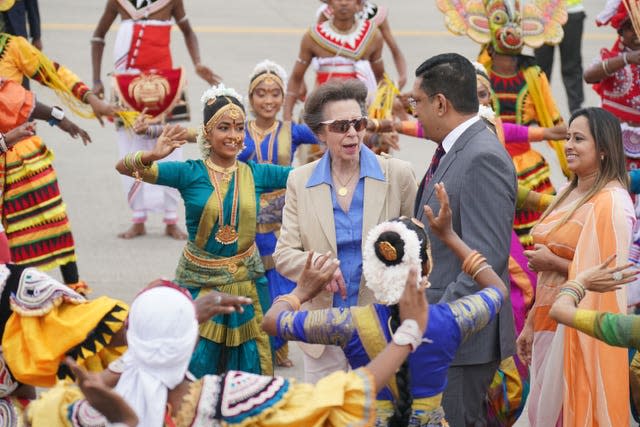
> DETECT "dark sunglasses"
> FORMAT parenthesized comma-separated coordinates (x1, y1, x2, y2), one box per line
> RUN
(321, 117, 368, 133)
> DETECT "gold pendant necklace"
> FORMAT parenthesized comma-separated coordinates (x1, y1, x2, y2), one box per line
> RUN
(332, 166, 359, 197)
(205, 158, 238, 184)
(207, 163, 240, 245)
(249, 120, 279, 163)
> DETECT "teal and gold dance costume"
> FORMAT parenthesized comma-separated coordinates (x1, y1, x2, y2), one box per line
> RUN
(239, 120, 316, 363)
(143, 159, 291, 377)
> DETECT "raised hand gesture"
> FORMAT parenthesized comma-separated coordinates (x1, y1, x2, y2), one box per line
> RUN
(150, 124, 188, 160)
(423, 183, 454, 241)
(399, 267, 429, 335)
(295, 251, 341, 303)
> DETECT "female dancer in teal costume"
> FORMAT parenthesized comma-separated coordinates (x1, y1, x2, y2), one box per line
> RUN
(238, 60, 317, 367)
(116, 85, 292, 377)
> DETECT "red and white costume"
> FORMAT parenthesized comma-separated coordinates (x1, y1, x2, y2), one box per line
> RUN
(308, 16, 378, 95)
(112, 0, 183, 225)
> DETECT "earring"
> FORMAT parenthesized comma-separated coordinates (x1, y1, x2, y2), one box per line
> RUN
(601, 154, 605, 161)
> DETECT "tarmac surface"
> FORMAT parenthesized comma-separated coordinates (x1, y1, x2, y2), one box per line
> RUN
(35, 0, 610, 380)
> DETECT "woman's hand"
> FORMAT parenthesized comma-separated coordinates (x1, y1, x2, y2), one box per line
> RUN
(92, 81, 105, 100)
(132, 107, 151, 135)
(195, 63, 222, 86)
(4, 121, 36, 146)
(150, 124, 188, 161)
(86, 93, 120, 126)
(58, 118, 92, 145)
(516, 321, 533, 366)
(542, 123, 567, 141)
(575, 254, 639, 293)
(195, 291, 252, 323)
(294, 252, 341, 303)
(524, 244, 561, 273)
(65, 357, 138, 426)
(423, 182, 455, 242)
(398, 267, 429, 334)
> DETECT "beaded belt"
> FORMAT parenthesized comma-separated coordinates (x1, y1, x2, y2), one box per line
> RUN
(183, 243, 257, 274)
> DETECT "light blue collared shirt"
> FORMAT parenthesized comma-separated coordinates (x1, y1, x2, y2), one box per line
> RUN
(306, 145, 385, 308)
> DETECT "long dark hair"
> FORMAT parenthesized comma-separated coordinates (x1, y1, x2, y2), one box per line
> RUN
(374, 217, 429, 426)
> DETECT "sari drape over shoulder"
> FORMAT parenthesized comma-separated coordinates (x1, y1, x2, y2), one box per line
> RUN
(522, 186, 634, 426)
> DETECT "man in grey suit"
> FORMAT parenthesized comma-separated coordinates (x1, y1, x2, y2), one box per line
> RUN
(411, 53, 517, 426)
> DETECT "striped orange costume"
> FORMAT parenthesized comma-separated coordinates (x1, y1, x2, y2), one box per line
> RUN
(0, 33, 92, 274)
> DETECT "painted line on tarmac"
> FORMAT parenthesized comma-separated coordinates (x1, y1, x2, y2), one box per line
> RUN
(42, 23, 613, 40)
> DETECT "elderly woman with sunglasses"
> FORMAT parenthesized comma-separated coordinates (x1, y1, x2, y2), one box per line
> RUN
(273, 79, 417, 383)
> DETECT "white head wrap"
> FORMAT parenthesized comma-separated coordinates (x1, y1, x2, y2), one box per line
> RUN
(362, 220, 424, 305)
(114, 286, 199, 427)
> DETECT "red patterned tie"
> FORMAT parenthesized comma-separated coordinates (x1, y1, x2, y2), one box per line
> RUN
(422, 144, 446, 190)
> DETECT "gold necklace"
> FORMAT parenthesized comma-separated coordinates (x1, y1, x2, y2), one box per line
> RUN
(249, 121, 279, 164)
(205, 158, 238, 184)
(208, 165, 240, 245)
(332, 167, 359, 197)
(249, 121, 278, 144)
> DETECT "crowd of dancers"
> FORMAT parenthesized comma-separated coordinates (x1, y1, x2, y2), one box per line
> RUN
(3, 0, 640, 425)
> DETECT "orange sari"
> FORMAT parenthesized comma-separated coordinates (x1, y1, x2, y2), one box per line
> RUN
(521, 185, 633, 426)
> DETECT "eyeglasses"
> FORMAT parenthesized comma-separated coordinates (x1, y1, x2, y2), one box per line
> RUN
(320, 117, 368, 133)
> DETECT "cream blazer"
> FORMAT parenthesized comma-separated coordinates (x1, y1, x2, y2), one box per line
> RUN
(273, 153, 417, 358)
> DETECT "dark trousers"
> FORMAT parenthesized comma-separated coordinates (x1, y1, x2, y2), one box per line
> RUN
(441, 360, 500, 427)
(534, 11, 586, 113)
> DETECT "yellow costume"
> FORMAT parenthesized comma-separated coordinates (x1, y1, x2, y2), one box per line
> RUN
(28, 368, 376, 427)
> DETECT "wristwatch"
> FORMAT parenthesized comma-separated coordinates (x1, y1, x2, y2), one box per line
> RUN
(48, 106, 65, 126)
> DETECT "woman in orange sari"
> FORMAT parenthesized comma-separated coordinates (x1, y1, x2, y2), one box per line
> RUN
(516, 107, 633, 426)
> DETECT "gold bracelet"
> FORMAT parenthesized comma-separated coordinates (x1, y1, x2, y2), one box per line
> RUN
(472, 264, 492, 280)
(462, 251, 480, 275)
(274, 294, 301, 311)
(133, 151, 152, 170)
(123, 153, 136, 173)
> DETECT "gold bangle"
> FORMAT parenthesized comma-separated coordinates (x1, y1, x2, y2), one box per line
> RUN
(123, 153, 136, 172)
(472, 264, 492, 280)
(462, 250, 480, 275)
(274, 294, 301, 311)
(468, 256, 487, 278)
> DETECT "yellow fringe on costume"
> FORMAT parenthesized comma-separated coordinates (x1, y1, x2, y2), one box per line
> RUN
(522, 67, 570, 179)
(368, 74, 400, 120)
(2, 297, 128, 387)
(24, 43, 94, 119)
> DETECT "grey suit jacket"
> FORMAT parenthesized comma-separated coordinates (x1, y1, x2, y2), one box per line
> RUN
(415, 120, 517, 365)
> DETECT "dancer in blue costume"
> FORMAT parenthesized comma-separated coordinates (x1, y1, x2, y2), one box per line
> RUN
(116, 85, 292, 377)
(263, 183, 509, 426)
(238, 60, 317, 367)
